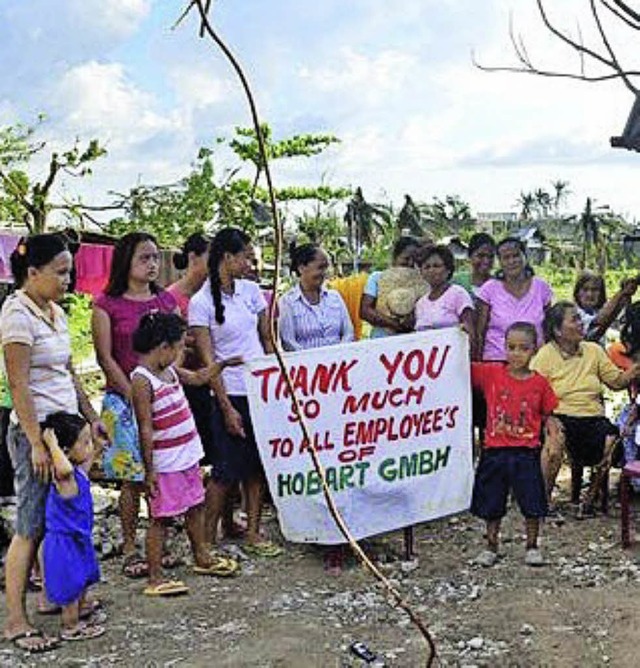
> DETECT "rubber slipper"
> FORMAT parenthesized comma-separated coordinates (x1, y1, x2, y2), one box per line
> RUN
(79, 599, 104, 621)
(244, 541, 284, 558)
(6, 629, 59, 654)
(60, 622, 105, 642)
(143, 580, 189, 597)
(193, 558, 239, 577)
(122, 553, 149, 579)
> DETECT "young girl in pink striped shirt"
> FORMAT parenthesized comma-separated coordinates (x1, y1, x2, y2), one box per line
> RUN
(131, 313, 240, 596)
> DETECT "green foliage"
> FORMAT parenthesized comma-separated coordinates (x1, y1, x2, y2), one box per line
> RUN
(64, 293, 94, 365)
(0, 117, 106, 232)
(106, 124, 350, 248)
(229, 124, 340, 175)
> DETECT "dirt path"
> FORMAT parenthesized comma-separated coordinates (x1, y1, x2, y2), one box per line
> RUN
(2, 477, 640, 667)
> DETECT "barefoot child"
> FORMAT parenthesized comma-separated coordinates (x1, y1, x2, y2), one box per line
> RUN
(130, 313, 240, 596)
(471, 322, 559, 567)
(41, 412, 104, 641)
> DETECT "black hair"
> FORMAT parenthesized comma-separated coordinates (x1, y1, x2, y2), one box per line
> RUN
(506, 321, 538, 347)
(10, 234, 69, 289)
(468, 232, 496, 257)
(621, 301, 640, 359)
(542, 300, 575, 343)
(417, 244, 455, 280)
(495, 236, 535, 279)
(105, 232, 159, 297)
(573, 270, 606, 310)
(41, 412, 88, 455)
(289, 242, 321, 275)
(173, 233, 209, 271)
(208, 227, 251, 325)
(392, 236, 420, 261)
(132, 312, 187, 354)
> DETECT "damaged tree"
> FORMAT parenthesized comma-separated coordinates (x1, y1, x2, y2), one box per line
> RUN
(474, 0, 640, 151)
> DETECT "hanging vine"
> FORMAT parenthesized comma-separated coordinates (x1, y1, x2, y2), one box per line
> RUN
(175, 2, 437, 665)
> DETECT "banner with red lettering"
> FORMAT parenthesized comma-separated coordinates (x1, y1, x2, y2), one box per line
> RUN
(244, 328, 473, 544)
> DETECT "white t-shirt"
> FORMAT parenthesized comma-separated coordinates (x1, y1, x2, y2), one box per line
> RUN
(189, 279, 267, 396)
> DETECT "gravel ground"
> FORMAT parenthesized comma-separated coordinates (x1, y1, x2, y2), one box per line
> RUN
(2, 469, 640, 667)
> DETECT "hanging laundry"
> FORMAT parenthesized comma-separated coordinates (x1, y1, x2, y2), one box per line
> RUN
(75, 243, 114, 296)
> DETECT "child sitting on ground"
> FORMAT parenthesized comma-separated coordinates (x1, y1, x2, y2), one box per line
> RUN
(41, 412, 104, 641)
(130, 313, 240, 597)
(471, 322, 559, 567)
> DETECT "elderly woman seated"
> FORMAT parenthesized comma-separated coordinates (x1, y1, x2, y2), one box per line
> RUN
(532, 301, 640, 518)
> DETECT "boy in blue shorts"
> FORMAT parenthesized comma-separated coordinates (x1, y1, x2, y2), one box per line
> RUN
(471, 322, 559, 566)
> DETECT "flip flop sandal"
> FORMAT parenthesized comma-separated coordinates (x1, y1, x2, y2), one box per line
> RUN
(244, 541, 284, 558)
(143, 580, 189, 597)
(6, 629, 59, 654)
(122, 553, 149, 579)
(60, 622, 106, 642)
(79, 599, 104, 620)
(82, 609, 108, 626)
(193, 558, 240, 577)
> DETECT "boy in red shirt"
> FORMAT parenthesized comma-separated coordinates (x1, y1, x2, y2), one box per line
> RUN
(471, 322, 559, 567)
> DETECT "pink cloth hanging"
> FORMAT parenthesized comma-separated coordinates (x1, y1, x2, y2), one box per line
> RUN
(0, 234, 20, 283)
(75, 243, 114, 296)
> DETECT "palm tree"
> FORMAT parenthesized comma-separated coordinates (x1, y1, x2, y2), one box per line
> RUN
(533, 188, 552, 219)
(397, 194, 424, 237)
(551, 179, 571, 216)
(517, 191, 535, 221)
(343, 187, 391, 270)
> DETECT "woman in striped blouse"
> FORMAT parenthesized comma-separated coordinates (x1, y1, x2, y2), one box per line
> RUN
(278, 243, 354, 352)
(277, 243, 355, 574)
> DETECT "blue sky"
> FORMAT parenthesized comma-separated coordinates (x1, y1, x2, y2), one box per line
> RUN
(2, 0, 639, 223)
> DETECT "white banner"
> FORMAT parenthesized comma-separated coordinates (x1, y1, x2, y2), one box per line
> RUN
(245, 329, 473, 544)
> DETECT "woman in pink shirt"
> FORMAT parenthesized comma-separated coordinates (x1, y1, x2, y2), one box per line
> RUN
(476, 238, 553, 362)
(414, 245, 476, 356)
(92, 233, 177, 578)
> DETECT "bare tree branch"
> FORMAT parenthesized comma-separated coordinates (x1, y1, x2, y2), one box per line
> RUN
(474, 0, 640, 94)
(590, 0, 637, 93)
(601, 0, 640, 29)
(611, 0, 640, 23)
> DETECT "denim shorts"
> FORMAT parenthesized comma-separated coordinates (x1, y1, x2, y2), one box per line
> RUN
(7, 423, 48, 539)
(471, 447, 547, 520)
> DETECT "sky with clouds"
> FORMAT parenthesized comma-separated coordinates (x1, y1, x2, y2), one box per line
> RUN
(2, 0, 640, 224)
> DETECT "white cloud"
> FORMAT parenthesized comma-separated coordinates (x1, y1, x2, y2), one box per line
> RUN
(166, 65, 232, 111)
(66, 0, 151, 39)
(299, 48, 418, 103)
(51, 61, 178, 145)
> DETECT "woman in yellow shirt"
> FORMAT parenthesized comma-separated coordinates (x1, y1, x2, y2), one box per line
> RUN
(532, 301, 640, 517)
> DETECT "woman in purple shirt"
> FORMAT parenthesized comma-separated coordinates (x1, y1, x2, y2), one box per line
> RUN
(476, 237, 553, 361)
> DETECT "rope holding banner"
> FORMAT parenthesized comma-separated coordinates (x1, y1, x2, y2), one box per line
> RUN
(178, 3, 438, 665)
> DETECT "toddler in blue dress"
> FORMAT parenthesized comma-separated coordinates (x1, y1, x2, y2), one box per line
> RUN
(41, 412, 104, 642)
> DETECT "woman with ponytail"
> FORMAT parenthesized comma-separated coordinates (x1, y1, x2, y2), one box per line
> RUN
(1, 235, 105, 653)
(167, 233, 210, 317)
(92, 232, 178, 578)
(189, 227, 282, 558)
